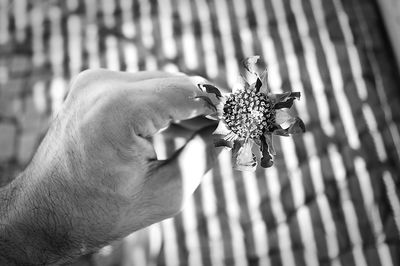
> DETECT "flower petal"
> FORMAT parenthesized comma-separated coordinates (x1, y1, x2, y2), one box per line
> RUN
(232, 140, 257, 171)
(241, 56, 260, 85)
(272, 125, 290, 136)
(261, 154, 274, 168)
(259, 134, 274, 168)
(255, 78, 262, 93)
(272, 117, 306, 136)
(263, 133, 276, 155)
(242, 55, 260, 75)
(224, 131, 239, 141)
(253, 137, 262, 146)
(259, 136, 273, 168)
(275, 109, 295, 125)
(213, 96, 228, 118)
(214, 138, 234, 149)
(259, 68, 270, 94)
(205, 114, 219, 120)
(288, 117, 306, 134)
(198, 84, 222, 99)
(232, 74, 249, 93)
(271, 92, 301, 109)
(213, 120, 232, 135)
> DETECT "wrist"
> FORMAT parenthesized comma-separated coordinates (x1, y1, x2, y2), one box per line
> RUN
(0, 176, 29, 265)
(0, 168, 85, 265)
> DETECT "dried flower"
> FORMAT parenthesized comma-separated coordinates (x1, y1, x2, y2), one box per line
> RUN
(198, 56, 305, 171)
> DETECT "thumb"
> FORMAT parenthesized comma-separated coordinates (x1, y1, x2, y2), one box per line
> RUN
(143, 125, 221, 217)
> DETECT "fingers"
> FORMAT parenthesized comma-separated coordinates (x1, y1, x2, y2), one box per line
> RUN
(143, 125, 221, 216)
(125, 76, 217, 136)
(143, 76, 217, 120)
(107, 70, 185, 83)
(70, 69, 184, 94)
(172, 116, 218, 132)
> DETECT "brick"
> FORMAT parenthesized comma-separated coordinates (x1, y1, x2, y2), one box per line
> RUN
(17, 133, 39, 165)
(0, 123, 16, 162)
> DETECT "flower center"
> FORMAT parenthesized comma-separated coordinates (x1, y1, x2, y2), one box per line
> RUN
(223, 89, 275, 139)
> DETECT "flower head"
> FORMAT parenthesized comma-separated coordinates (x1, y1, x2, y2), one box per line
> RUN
(199, 56, 305, 171)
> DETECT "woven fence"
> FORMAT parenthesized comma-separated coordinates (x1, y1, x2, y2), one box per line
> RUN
(0, 0, 399, 265)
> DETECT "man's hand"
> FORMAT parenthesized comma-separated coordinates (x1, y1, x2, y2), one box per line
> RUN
(0, 69, 219, 265)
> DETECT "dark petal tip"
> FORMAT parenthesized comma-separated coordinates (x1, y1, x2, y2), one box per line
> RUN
(261, 156, 274, 168)
(271, 125, 290, 137)
(273, 92, 301, 109)
(198, 84, 222, 99)
(255, 78, 262, 92)
(288, 117, 306, 134)
(214, 138, 234, 149)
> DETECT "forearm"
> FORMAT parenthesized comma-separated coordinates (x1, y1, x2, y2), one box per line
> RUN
(0, 170, 84, 265)
(0, 179, 23, 265)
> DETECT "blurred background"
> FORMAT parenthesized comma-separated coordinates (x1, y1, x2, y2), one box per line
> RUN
(1, 0, 400, 265)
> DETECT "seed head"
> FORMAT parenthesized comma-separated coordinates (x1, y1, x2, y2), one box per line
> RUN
(223, 89, 275, 139)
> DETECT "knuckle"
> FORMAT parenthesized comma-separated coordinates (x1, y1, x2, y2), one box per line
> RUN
(69, 69, 109, 95)
(129, 108, 158, 137)
(73, 69, 99, 87)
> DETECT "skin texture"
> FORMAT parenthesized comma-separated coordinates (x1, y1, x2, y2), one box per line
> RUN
(0, 69, 219, 265)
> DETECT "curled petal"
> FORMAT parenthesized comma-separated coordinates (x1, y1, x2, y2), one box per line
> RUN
(242, 55, 260, 75)
(252, 141, 262, 160)
(232, 74, 249, 93)
(214, 138, 234, 150)
(288, 117, 306, 134)
(198, 84, 222, 99)
(196, 84, 226, 115)
(224, 131, 239, 142)
(205, 114, 219, 120)
(255, 78, 262, 93)
(272, 117, 306, 136)
(259, 68, 270, 94)
(213, 121, 231, 136)
(259, 134, 274, 168)
(272, 126, 290, 137)
(215, 99, 226, 118)
(261, 153, 274, 168)
(271, 92, 301, 109)
(253, 137, 262, 146)
(275, 109, 295, 125)
(263, 133, 276, 155)
(232, 140, 257, 171)
(260, 134, 274, 168)
(241, 56, 260, 85)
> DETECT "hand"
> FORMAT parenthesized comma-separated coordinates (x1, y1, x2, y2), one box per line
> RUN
(0, 69, 219, 265)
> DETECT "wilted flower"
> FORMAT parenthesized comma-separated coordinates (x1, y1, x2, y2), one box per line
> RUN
(198, 56, 305, 171)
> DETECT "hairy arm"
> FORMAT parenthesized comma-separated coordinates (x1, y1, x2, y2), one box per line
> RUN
(0, 169, 85, 266)
(0, 70, 219, 265)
